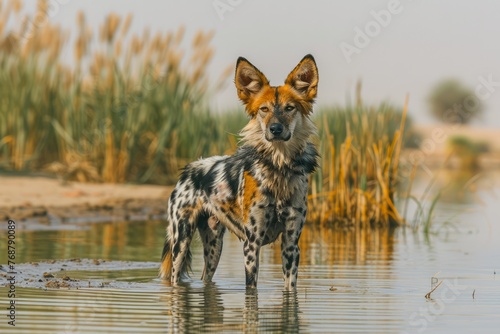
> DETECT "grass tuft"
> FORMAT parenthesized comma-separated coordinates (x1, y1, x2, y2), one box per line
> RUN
(308, 94, 410, 227)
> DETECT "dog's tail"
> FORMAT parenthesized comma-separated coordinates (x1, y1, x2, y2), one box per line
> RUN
(159, 231, 192, 280)
(159, 234, 173, 280)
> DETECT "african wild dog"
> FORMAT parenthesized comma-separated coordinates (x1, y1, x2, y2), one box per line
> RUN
(160, 54, 319, 289)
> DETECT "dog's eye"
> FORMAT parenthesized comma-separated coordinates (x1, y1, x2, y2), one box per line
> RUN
(259, 106, 269, 112)
(284, 105, 295, 112)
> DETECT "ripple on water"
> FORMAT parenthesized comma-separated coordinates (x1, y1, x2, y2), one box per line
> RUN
(1, 192, 500, 333)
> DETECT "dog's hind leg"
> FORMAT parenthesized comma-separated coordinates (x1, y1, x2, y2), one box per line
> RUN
(198, 214, 226, 282)
(170, 209, 197, 285)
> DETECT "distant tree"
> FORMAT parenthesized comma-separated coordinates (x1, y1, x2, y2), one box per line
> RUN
(428, 79, 482, 124)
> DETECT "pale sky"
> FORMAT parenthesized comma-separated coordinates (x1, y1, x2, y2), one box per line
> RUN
(44, 0, 500, 127)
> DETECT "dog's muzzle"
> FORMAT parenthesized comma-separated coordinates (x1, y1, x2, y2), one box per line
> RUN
(266, 123, 291, 141)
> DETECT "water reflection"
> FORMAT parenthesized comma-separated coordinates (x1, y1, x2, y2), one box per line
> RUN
(244, 289, 300, 334)
(6, 215, 399, 269)
(433, 170, 484, 204)
(162, 283, 301, 333)
(163, 283, 224, 332)
(5, 220, 166, 263)
(243, 289, 259, 332)
(298, 226, 395, 266)
(408, 169, 496, 206)
(1, 184, 499, 334)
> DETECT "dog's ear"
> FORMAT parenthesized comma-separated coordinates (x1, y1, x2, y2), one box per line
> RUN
(235, 57, 269, 105)
(284, 54, 318, 102)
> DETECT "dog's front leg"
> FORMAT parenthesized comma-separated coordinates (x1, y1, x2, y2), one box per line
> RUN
(243, 228, 263, 289)
(280, 205, 306, 290)
(243, 206, 273, 288)
(279, 180, 308, 290)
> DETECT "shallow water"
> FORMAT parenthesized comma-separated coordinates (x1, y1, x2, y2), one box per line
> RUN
(1, 175, 500, 333)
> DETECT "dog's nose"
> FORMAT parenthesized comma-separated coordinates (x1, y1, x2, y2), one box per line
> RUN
(269, 123, 283, 135)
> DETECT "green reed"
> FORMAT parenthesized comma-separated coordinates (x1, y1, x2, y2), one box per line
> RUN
(0, 1, 412, 226)
(0, 1, 244, 183)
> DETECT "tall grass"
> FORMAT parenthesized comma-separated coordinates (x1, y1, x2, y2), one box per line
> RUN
(0, 2, 411, 227)
(0, 0, 242, 183)
(308, 92, 409, 227)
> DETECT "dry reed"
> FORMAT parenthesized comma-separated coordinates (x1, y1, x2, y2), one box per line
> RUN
(307, 93, 409, 227)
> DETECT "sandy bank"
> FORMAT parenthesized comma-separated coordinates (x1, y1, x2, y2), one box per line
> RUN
(0, 175, 172, 224)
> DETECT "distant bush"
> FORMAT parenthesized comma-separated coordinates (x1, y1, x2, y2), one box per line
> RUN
(447, 135, 488, 170)
(428, 79, 482, 124)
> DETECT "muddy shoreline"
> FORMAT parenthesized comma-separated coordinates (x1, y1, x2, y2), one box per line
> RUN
(0, 259, 160, 289)
(0, 197, 170, 226)
(0, 175, 173, 225)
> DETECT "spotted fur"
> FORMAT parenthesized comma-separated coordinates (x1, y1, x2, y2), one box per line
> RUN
(160, 54, 319, 289)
